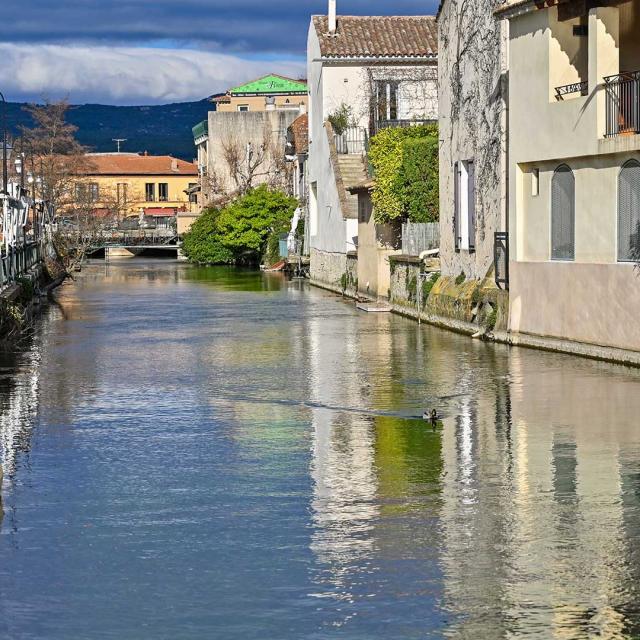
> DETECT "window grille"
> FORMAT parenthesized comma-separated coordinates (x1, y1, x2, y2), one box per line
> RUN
(551, 165, 575, 261)
(618, 159, 640, 262)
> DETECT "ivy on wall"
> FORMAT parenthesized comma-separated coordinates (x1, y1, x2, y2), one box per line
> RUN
(368, 124, 439, 224)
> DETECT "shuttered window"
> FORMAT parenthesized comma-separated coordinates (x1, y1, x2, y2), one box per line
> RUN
(618, 159, 640, 262)
(454, 161, 460, 251)
(454, 160, 475, 251)
(467, 161, 476, 252)
(551, 165, 575, 261)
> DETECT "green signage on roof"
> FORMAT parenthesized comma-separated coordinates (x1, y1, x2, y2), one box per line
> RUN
(230, 75, 308, 96)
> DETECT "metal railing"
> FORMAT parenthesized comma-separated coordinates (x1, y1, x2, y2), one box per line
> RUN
(0, 242, 43, 289)
(374, 118, 437, 134)
(494, 232, 509, 290)
(605, 70, 640, 137)
(555, 81, 588, 101)
(402, 222, 440, 256)
(334, 127, 367, 155)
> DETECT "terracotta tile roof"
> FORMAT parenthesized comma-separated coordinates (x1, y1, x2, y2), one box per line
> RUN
(288, 114, 309, 155)
(312, 15, 438, 59)
(85, 154, 198, 176)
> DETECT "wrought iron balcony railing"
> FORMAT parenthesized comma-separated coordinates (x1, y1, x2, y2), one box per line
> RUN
(555, 81, 589, 101)
(604, 70, 640, 138)
(374, 118, 437, 133)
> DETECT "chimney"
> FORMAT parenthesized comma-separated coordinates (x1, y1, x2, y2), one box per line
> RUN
(171, 158, 178, 172)
(328, 0, 337, 34)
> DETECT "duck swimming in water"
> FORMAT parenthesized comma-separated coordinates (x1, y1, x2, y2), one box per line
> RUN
(423, 408, 440, 428)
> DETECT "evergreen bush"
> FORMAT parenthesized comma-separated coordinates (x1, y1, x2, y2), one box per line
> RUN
(368, 124, 439, 224)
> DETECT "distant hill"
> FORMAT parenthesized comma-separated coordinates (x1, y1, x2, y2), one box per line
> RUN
(5, 99, 216, 160)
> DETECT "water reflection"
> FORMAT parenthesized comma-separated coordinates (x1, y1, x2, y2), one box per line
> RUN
(0, 262, 639, 639)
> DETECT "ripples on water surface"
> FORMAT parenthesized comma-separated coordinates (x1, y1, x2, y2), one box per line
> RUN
(0, 261, 639, 639)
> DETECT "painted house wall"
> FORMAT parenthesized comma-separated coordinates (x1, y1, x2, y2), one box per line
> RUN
(85, 173, 197, 215)
(356, 192, 401, 300)
(437, 0, 508, 281)
(507, 2, 640, 351)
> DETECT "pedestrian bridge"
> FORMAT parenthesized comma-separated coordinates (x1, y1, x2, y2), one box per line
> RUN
(86, 230, 181, 260)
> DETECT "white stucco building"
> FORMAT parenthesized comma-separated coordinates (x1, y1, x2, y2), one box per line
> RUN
(307, 2, 438, 290)
(502, 0, 640, 355)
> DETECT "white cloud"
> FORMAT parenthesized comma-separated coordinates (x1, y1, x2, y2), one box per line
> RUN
(0, 43, 305, 105)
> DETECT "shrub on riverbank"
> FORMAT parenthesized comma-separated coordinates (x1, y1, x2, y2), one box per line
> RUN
(182, 186, 297, 265)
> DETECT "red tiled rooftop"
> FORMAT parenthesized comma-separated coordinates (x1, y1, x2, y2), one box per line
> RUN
(85, 154, 198, 176)
(312, 15, 438, 59)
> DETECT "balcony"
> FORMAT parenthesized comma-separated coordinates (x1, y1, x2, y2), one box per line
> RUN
(605, 71, 640, 138)
(554, 81, 588, 101)
(373, 119, 436, 135)
(334, 127, 368, 155)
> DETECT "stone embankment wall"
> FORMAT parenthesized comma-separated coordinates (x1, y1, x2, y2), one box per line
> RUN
(0, 255, 66, 345)
(389, 255, 509, 336)
(310, 249, 359, 298)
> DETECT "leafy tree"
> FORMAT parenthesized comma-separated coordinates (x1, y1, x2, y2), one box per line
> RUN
(181, 208, 235, 265)
(368, 124, 439, 223)
(182, 185, 297, 265)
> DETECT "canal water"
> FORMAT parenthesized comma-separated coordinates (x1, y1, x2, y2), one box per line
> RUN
(1, 261, 640, 639)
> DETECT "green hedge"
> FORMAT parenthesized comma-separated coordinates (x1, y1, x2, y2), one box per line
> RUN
(368, 124, 439, 224)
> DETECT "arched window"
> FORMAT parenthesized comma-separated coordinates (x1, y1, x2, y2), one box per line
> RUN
(551, 165, 575, 261)
(618, 159, 640, 262)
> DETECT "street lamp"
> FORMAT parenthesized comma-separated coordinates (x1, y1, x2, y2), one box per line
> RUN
(15, 154, 25, 190)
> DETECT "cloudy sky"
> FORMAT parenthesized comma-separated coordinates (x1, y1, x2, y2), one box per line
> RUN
(1, 0, 439, 106)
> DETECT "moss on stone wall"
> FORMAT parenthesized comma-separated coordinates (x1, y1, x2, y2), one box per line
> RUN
(389, 255, 509, 333)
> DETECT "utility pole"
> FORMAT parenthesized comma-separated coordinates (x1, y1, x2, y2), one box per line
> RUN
(112, 138, 127, 153)
(0, 91, 7, 194)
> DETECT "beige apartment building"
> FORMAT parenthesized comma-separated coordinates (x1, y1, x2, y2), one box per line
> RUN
(213, 75, 308, 113)
(501, 0, 640, 355)
(79, 154, 198, 225)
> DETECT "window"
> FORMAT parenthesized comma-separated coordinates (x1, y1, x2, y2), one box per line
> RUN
(237, 105, 249, 112)
(551, 165, 575, 260)
(374, 81, 400, 124)
(117, 183, 128, 205)
(358, 194, 372, 224)
(159, 183, 169, 202)
(145, 183, 155, 202)
(75, 183, 99, 202)
(188, 183, 198, 204)
(454, 160, 476, 252)
(532, 168, 540, 197)
(618, 159, 640, 262)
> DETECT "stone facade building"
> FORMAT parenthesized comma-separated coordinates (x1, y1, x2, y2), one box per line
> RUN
(437, 0, 509, 282)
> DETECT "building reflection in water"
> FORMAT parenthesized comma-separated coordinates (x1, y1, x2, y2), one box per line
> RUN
(307, 311, 379, 611)
(304, 295, 640, 638)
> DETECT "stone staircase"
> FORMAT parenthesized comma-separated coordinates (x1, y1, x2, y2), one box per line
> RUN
(336, 154, 369, 219)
